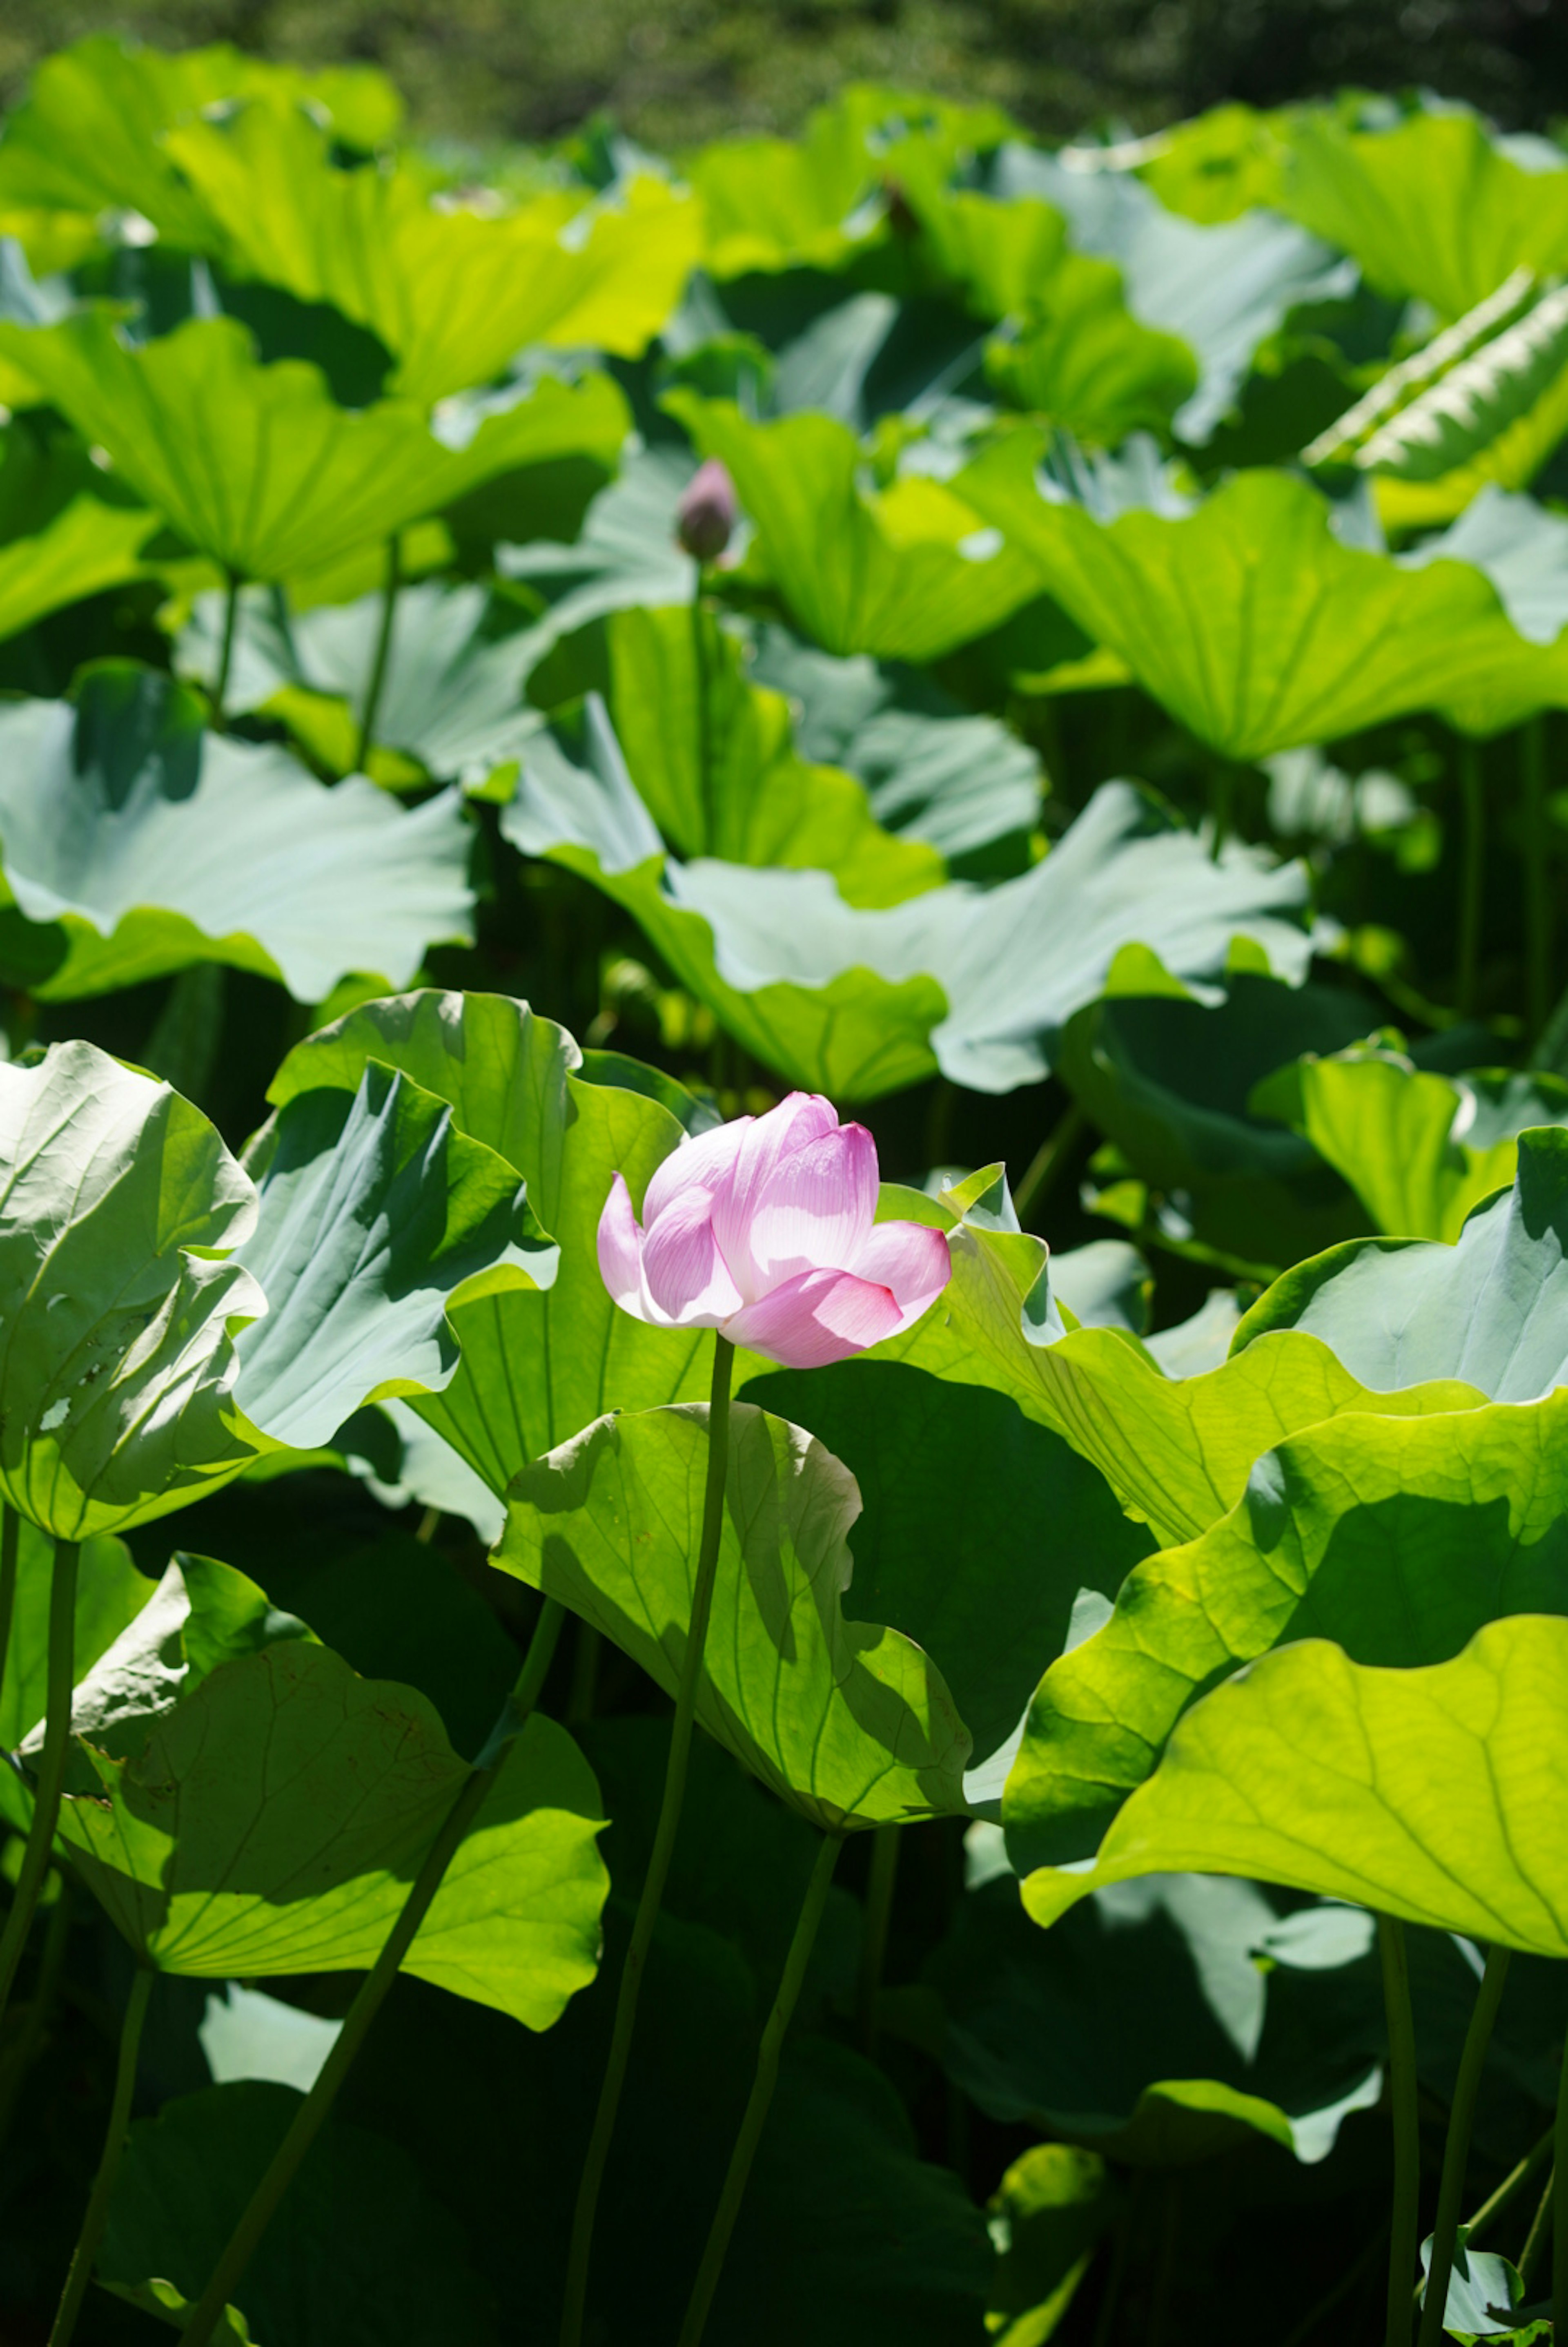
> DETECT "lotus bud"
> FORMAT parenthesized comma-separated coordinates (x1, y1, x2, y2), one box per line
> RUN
(597, 1090, 951, 1370)
(676, 457, 739, 564)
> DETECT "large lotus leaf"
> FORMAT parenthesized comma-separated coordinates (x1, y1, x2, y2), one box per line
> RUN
(503, 705, 1314, 1097)
(875, 1170, 1482, 1548)
(1020, 1613, 1568, 1956)
(666, 394, 1041, 660)
(925, 1872, 1381, 2166)
(0, 1518, 153, 1828)
(1006, 1385, 1568, 1870)
(1234, 1125, 1568, 1401)
(1283, 109, 1568, 319)
(740, 1358, 1154, 1800)
(263, 990, 711, 1493)
(746, 621, 1042, 863)
(1056, 978, 1376, 1275)
(497, 1403, 971, 1831)
(1403, 487, 1568, 647)
(984, 250, 1198, 444)
(0, 1041, 263, 1541)
(0, 312, 628, 582)
(233, 1059, 556, 1452)
(0, 35, 403, 246)
(498, 444, 697, 678)
(0, 493, 154, 642)
(100, 2081, 496, 2346)
(984, 2143, 1116, 2343)
(586, 604, 942, 903)
(50, 1633, 606, 2025)
(986, 143, 1353, 442)
(0, 664, 475, 1001)
(1252, 1045, 1568, 1241)
(164, 98, 699, 404)
(956, 439, 1568, 751)
(177, 580, 546, 791)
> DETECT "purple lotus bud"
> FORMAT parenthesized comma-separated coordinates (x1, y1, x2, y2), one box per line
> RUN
(676, 458, 738, 564)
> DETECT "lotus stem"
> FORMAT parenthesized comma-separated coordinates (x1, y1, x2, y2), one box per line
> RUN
(1378, 1913, 1421, 2347)
(47, 1963, 154, 2347)
(1452, 2120, 1551, 2252)
(1456, 738, 1485, 1017)
(179, 1595, 566, 2347)
(559, 1334, 736, 2347)
(1523, 718, 1552, 1044)
(1555, 2020, 1568, 2339)
(1519, 2164, 1552, 2290)
(212, 570, 241, 730)
(692, 564, 716, 855)
(857, 1821, 900, 2056)
(1417, 1942, 1511, 2347)
(1014, 1102, 1086, 1228)
(0, 1538, 80, 2030)
(0, 1871, 71, 2152)
(676, 1827, 843, 2346)
(353, 534, 401, 775)
(0, 1503, 18, 1709)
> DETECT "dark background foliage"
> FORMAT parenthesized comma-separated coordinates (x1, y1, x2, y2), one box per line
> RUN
(0, 0, 1564, 147)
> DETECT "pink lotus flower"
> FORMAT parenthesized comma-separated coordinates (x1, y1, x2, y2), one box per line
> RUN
(597, 1092, 950, 1370)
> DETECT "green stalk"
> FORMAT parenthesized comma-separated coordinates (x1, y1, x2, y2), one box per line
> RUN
(0, 1539, 80, 2028)
(1379, 1914, 1421, 2347)
(1523, 716, 1553, 1044)
(0, 1872, 70, 2150)
(676, 1829, 843, 2347)
(1519, 2165, 1552, 2291)
(1456, 739, 1486, 1018)
(353, 535, 401, 775)
(180, 1596, 566, 2347)
(856, 1823, 900, 2057)
(212, 571, 241, 730)
(1013, 1102, 1086, 1229)
(559, 1335, 736, 2347)
(692, 564, 715, 854)
(1450, 2121, 1551, 2254)
(1418, 1943, 1511, 2347)
(47, 1964, 154, 2347)
(0, 1502, 18, 1704)
(1555, 2021, 1568, 2339)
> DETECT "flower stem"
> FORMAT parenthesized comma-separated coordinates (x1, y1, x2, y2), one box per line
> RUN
(1014, 1102, 1086, 1229)
(559, 1334, 736, 2347)
(0, 1538, 80, 2030)
(0, 1502, 18, 1703)
(692, 564, 715, 854)
(1456, 739, 1486, 1017)
(676, 1827, 843, 2347)
(1523, 718, 1553, 1043)
(47, 1964, 154, 2347)
(354, 535, 401, 775)
(1418, 1942, 1511, 2347)
(1379, 1913, 1421, 2347)
(179, 1595, 566, 2347)
(857, 1822, 900, 2057)
(212, 570, 241, 730)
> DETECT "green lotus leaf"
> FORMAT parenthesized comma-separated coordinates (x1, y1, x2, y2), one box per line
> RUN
(740, 1358, 1154, 1801)
(1283, 108, 1568, 319)
(746, 621, 1043, 865)
(100, 2081, 497, 2347)
(876, 1171, 1481, 1548)
(263, 989, 712, 1493)
(985, 252, 1199, 443)
(0, 491, 153, 642)
(234, 1057, 556, 1452)
(956, 439, 1568, 752)
(178, 581, 546, 790)
(1005, 1384, 1568, 1869)
(503, 700, 1314, 1098)
(1403, 487, 1568, 647)
(164, 98, 700, 403)
(1019, 1613, 1568, 1957)
(496, 1403, 971, 1831)
(1251, 1044, 1568, 1240)
(0, 34, 403, 246)
(0, 664, 476, 1001)
(498, 443, 697, 676)
(926, 1871, 1381, 2167)
(983, 144, 1352, 442)
(1234, 1124, 1568, 1399)
(48, 1626, 606, 2022)
(0, 311, 628, 582)
(0, 1040, 263, 1541)
(666, 393, 1041, 660)
(984, 2142, 1115, 2344)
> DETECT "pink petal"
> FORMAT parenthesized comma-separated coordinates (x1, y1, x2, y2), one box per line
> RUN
(597, 1173, 648, 1317)
(846, 1220, 951, 1334)
(709, 1092, 842, 1295)
(642, 1117, 753, 1226)
(723, 1265, 905, 1369)
(641, 1185, 745, 1326)
(745, 1122, 879, 1290)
